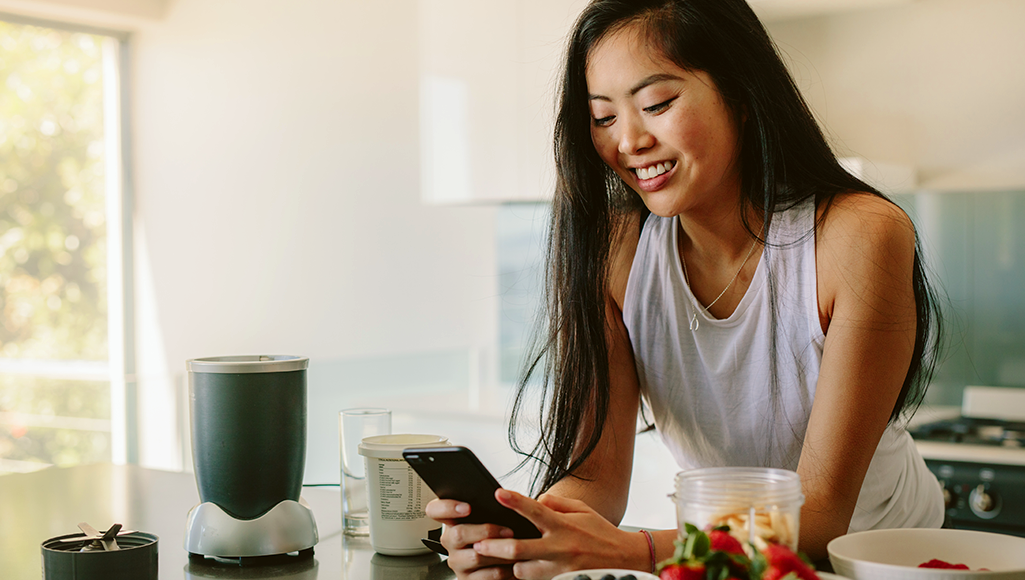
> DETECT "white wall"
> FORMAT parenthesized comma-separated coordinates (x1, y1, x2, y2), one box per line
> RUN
(1, 0, 504, 469)
(131, 0, 506, 469)
(766, 0, 1025, 190)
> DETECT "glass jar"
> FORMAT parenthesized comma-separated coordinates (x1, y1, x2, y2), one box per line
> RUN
(671, 467, 804, 551)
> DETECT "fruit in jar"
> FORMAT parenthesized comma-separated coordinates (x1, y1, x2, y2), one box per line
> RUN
(656, 523, 819, 580)
(760, 543, 818, 580)
(709, 529, 746, 555)
(659, 562, 706, 580)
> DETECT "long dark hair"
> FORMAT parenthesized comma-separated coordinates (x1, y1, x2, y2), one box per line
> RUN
(509, 0, 942, 495)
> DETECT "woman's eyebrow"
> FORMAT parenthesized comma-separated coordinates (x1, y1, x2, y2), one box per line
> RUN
(589, 73, 683, 102)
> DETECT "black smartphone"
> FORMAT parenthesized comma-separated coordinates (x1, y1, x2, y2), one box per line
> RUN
(402, 446, 542, 539)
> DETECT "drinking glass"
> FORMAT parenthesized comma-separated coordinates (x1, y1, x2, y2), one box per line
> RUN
(340, 408, 392, 536)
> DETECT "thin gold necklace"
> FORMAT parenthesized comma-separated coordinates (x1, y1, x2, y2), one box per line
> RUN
(680, 237, 759, 331)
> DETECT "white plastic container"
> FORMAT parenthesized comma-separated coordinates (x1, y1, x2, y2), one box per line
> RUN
(671, 467, 804, 551)
(358, 434, 450, 556)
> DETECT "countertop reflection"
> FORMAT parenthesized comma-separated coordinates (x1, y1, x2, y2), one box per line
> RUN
(0, 463, 454, 580)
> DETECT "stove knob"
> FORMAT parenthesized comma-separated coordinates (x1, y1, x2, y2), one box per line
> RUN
(969, 484, 999, 518)
(940, 484, 956, 509)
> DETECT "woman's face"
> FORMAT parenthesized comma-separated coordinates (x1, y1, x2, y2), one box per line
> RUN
(585, 25, 743, 218)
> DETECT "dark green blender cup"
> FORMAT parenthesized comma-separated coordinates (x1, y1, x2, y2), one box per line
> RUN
(187, 355, 309, 520)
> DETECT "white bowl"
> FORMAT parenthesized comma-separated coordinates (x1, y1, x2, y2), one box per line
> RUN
(552, 568, 846, 580)
(552, 569, 659, 580)
(827, 528, 1025, 579)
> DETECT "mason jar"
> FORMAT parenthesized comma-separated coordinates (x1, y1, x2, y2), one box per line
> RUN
(671, 467, 804, 551)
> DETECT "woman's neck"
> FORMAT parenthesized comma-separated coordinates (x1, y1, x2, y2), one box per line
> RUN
(676, 204, 762, 263)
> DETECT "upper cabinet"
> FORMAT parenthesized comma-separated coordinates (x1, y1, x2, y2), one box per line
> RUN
(418, 0, 586, 204)
(747, 0, 914, 22)
(419, 0, 1025, 202)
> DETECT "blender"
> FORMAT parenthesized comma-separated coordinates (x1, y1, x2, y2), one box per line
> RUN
(184, 355, 318, 562)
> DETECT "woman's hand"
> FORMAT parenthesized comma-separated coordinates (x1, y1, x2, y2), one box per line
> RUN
(470, 489, 650, 580)
(425, 498, 518, 580)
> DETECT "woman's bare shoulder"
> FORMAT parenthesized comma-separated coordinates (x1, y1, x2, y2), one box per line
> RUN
(816, 192, 915, 250)
(815, 192, 917, 313)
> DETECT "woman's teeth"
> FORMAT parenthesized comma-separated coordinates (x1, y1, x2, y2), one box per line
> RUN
(635, 161, 674, 180)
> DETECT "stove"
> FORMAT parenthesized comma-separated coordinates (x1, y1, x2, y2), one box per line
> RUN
(910, 386, 1025, 537)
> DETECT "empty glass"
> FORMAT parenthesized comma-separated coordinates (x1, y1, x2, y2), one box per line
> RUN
(339, 408, 392, 536)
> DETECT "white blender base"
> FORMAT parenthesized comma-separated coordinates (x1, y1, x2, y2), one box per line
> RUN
(185, 497, 318, 557)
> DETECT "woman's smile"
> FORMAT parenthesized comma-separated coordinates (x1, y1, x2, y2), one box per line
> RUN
(632, 159, 677, 192)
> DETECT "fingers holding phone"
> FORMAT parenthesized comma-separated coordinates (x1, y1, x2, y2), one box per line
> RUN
(406, 447, 542, 580)
(427, 498, 518, 579)
(403, 447, 541, 538)
(424, 496, 516, 553)
(424, 497, 471, 525)
(476, 487, 644, 578)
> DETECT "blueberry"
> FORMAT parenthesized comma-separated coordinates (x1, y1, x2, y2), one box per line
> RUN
(619, 575, 637, 580)
(600, 575, 616, 580)
(574, 575, 590, 580)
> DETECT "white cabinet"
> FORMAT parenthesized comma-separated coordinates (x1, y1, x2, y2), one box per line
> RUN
(418, 0, 586, 204)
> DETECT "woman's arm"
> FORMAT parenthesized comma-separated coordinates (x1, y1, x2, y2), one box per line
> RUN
(797, 193, 920, 560)
(471, 214, 664, 579)
(429, 212, 669, 580)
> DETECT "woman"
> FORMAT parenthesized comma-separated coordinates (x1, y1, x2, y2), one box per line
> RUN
(426, 1, 944, 578)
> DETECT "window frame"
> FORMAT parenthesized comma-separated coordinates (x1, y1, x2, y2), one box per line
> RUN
(0, 11, 137, 465)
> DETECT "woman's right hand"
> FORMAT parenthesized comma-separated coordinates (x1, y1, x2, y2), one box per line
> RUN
(425, 498, 518, 580)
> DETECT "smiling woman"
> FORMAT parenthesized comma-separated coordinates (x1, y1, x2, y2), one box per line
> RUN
(425, 1, 946, 578)
(0, 17, 129, 473)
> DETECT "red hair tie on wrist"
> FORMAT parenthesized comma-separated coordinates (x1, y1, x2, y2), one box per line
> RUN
(640, 529, 656, 574)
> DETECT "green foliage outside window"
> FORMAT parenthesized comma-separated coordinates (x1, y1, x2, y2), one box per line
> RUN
(1, 20, 112, 470)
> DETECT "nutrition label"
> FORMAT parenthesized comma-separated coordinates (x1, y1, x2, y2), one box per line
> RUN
(374, 458, 426, 521)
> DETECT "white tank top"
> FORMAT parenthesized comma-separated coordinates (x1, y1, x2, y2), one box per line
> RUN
(622, 200, 943, 532)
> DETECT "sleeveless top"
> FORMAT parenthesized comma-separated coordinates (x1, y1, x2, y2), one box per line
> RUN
(622, 200, 943, 532)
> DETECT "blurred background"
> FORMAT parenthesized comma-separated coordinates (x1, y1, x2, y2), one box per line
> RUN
(1, 0, 1024, 530)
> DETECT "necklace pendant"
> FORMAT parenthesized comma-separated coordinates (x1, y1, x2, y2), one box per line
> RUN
(689, 312, 700, 331)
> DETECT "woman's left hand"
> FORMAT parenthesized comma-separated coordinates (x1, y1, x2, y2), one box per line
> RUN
(471, 489, 649, 580)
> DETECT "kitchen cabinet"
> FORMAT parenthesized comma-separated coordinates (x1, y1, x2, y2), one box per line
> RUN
(418, 0, 586, 204)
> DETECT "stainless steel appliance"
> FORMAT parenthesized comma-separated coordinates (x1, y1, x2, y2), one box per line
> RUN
(910, 386, 1025, 537)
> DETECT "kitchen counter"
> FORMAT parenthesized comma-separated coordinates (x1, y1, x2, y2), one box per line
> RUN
(0, 463, 456, 580)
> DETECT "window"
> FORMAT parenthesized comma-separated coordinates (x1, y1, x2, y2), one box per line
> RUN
(496, 203, 549, 386)
(893, 190, 1025, 403)
(0, 15, 131, 473)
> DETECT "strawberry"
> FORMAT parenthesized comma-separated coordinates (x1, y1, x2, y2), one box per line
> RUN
(919, 559, 970, 570)
(761, 543, 819, 580)
(709, 529, 745, 555)
(659, 562, 706, 580)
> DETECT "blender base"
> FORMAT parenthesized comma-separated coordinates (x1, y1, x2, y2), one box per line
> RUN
(184, 497, 318, 559)
(187, 547, 314, 567)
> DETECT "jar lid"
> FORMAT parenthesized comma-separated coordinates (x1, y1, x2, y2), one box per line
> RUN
(186, 355, 308, 374)
(358, 435, 450, 459)
(673, 467, 804, 508)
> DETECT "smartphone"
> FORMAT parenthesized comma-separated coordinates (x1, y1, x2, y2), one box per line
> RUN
(402, 446, 542, 539)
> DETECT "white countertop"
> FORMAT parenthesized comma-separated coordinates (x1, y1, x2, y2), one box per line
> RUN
(914, 440, 1025, 466)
